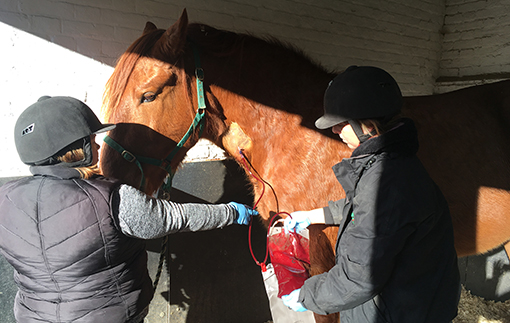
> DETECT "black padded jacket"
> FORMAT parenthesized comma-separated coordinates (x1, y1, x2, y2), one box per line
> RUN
(299, 119, 461, 323)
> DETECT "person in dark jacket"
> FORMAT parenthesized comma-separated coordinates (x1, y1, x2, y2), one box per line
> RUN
(0, 96, 258, 323)
(282, 66, 461, 323)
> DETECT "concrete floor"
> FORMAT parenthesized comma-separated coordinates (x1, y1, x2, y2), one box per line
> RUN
(1, 160, 509, 323)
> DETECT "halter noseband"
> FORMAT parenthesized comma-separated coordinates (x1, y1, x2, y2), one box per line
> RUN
(103, 44, 206, 192)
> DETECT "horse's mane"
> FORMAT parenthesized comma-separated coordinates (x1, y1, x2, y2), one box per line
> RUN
(185, 23, 334, 117)
(186, 23, 328, 70)
(102, 22, 333, 121)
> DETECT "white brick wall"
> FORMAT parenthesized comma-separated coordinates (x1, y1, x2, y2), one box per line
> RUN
(0, 23, 114, 177)
(439, 0, 510, 81)
(1, 0, 509, 176)
(1, 0, 447, 90)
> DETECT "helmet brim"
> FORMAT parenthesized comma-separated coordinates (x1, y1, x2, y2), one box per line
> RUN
(93, 123, 116, 134)
(315, 114, 347, 130)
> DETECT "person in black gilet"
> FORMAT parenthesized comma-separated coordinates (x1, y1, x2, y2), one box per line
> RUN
(0, 96, 257, 323)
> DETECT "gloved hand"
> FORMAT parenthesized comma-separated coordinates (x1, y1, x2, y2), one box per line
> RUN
(282, 289, 307, 312)
(284, 211, 311, 234)
(228, 202, 258, 225)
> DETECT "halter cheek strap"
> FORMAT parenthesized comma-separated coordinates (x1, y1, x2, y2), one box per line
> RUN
(349, 120, 376, 144)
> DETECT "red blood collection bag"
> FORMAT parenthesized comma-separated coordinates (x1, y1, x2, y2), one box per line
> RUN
(267, 220, 311, 298)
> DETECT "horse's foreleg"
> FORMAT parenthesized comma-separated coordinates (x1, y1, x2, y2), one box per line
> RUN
(308, 225, 341, 323)
(313, 312, 340, 323)
(308, 225, 336, 275)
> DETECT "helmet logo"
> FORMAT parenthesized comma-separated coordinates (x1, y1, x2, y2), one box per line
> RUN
(21, 123, 35, 136)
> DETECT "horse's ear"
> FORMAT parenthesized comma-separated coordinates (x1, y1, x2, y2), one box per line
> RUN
(159, 9, 189, 59)
(143, 22, 158, 34)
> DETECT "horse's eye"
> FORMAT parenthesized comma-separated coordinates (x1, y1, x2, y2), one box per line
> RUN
(142, 92, 156, 103)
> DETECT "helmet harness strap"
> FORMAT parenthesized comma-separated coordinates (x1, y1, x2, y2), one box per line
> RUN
(349, 120, 377, 144)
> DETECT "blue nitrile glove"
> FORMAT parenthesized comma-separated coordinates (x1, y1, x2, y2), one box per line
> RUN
(228, 202, 258, 225)
(282, 289, 307, 312)
(284, 211, 311, 234)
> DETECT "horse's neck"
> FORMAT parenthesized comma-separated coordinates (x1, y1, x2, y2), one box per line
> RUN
(199, 38, 334, 123)
(203, 43, 335, 155)
(199, 40, 346, 213)
(210, 81, 347, 215)
(210, 78, 331, 158)
(203, 45, 334, 136)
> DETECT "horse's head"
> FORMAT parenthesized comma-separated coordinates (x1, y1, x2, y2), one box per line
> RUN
(100, 10, 206, 194)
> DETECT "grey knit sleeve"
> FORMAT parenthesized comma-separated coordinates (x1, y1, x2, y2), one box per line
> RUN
(112, 184, 238, 239)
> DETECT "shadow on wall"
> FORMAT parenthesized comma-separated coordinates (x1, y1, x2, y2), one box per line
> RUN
(148, 160, 272, 323)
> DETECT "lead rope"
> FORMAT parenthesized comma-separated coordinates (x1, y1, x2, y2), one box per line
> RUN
(152, 183, 170, 290)
(153, 236, 168, 289)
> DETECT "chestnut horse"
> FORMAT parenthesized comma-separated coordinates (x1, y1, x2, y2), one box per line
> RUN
(100, 10, 510, 323)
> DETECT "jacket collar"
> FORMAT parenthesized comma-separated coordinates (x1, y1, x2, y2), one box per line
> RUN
(30, 164, 82, 179)
(332, 118, 419, 192)
(351, 118, 419, 158)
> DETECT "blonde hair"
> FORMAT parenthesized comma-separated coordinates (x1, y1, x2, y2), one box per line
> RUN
(360, 114, 403, 136)
(56, 149, 102, 179)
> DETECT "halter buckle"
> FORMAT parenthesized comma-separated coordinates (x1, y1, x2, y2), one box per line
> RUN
(195, 68, 204, 81)
(121, 150, 137, 163)
(160, 159, 172, 172)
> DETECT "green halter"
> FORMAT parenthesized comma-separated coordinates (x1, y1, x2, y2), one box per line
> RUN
(103, 44, 206, 192)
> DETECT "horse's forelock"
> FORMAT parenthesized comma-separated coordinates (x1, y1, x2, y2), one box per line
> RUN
(102, 28, 166, 122)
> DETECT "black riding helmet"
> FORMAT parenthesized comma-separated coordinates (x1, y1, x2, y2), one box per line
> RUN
(316, 66, 402, 143)
(14, 96, 116, 167)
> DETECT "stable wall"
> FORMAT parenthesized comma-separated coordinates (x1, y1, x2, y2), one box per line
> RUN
(2, 1, 510, 321)
(2, 0, 510, 175)
(1, 0, 447, 89)
(440, 0, 510, 80)
(435, 0, 510, 92)
(0, 0, 446, 177)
